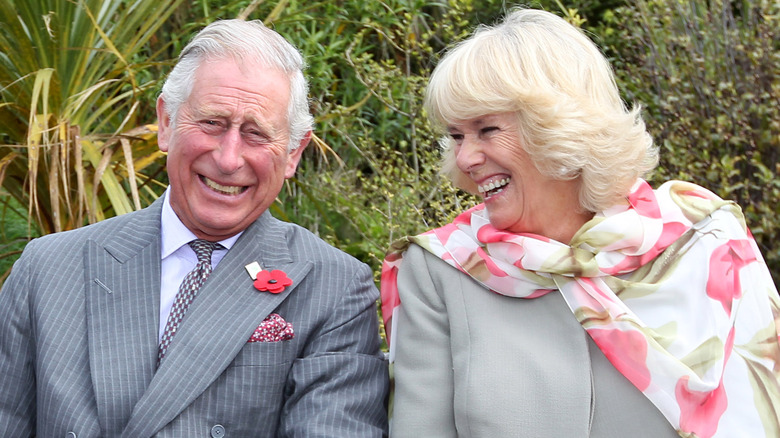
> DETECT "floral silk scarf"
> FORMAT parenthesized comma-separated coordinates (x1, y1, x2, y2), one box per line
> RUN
(381, 179, 780, 438)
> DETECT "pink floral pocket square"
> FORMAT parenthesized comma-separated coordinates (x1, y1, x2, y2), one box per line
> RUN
(247, 313, 294, 343)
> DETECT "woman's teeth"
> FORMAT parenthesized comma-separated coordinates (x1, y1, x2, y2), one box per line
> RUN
(478, 178, 510, 196)
(202, 176, 245, 195)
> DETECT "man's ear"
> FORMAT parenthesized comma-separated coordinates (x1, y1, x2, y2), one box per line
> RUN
(284, 131, 311, 179)
(156, 96, 171, 152)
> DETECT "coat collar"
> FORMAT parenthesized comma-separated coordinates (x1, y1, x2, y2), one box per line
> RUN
(85, 197, 164, 435)
(121, 210, 312, 437)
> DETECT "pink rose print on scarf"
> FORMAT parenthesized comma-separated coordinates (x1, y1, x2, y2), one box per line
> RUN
(431, 222, 460, 246)
(627, 180, 662, 219)
(589, 327, 652, 391)
(380, 264, 401, 339)
(675, 376, 728, 438)
(675, 328, 734, 438)
(475, 222, 550, 244)
(602, 221, 689, 276)
(706, 239, 757, 315)
(476, 247, 509, 277)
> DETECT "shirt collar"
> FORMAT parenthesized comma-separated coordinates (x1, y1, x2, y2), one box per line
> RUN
(160, 187, 242, 259)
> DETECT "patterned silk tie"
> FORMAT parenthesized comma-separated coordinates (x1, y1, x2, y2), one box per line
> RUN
(158, 239, 220, 365)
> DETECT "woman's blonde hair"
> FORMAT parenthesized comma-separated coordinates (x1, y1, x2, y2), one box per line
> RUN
(425, 8, 658, 212)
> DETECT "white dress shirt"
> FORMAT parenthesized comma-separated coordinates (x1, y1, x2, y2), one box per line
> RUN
(158, 189, 241, 341)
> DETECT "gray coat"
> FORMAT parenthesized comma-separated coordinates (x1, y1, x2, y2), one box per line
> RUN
(0, 197, 389, 437)
(390, 244, 677, 437)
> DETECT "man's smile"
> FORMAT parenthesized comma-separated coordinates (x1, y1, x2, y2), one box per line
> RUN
(200, 175, 247, 195)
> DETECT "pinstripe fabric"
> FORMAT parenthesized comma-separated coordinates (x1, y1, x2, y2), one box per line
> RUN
(0, 197, 389, 437)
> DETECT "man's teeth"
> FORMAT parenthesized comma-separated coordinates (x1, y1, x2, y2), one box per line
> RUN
(478, 178, 510, 195)
(203, 176, 244, 195)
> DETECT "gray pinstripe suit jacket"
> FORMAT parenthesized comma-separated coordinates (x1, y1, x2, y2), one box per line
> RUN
(0, 197, 389, 437)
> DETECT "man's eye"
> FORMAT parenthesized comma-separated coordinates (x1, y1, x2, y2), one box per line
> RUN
(200, 120, 223, 130)
(241, 129, 270, 145)
(242, 128, 264, 138)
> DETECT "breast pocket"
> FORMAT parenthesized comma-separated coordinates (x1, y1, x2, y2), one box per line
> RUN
(229, 338, 296, 367)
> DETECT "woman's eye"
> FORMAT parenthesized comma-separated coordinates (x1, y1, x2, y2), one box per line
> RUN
(449, 133, 464, 142)
(480, 126, 499, 135)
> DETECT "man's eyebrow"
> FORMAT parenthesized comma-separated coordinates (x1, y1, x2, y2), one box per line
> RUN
(192, 105, 227, 118)
(193, 106, 267, 127)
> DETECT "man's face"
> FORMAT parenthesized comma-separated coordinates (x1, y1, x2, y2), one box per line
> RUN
(157, 57, 309, 241)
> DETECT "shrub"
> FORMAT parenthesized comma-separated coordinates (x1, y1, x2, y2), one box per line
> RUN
(598, 0, 780, 287)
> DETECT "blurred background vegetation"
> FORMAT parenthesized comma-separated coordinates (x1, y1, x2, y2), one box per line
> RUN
(1, 0, 778, 297)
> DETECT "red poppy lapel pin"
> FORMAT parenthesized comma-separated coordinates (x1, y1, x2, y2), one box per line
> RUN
(245, 261, 293, 294)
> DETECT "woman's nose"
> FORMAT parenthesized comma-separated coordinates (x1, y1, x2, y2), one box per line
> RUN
(455, 137, 485, 173)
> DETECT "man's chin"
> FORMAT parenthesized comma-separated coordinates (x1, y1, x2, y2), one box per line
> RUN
(194, 211, 267, 240)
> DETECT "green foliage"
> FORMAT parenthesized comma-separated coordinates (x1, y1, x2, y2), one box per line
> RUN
(0, 0, 184, 236)
(236, 0, 499, 275)
(597, 0, 780, 285)
(0, 194, 38, 283)
(255, 0, 596, 275)
(1, 0, 777, 293)
(0, 0, 190, 281)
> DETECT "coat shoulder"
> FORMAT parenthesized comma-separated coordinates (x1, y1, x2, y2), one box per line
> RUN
(274, 218, 367, 269)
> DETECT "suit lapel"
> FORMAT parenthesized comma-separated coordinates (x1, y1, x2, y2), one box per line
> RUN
(122, 212, 313, 437)
(84, 199, 163, 436)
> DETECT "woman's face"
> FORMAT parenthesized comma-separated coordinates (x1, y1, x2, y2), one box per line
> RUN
(449, 113, 581, 237)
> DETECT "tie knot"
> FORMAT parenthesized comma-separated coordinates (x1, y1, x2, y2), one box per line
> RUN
(188, 239, 219, 263)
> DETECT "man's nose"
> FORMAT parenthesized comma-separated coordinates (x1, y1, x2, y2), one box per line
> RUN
(215, 128, 244, 173)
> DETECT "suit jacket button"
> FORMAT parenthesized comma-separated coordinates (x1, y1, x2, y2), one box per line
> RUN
(211, 424, 226, 438)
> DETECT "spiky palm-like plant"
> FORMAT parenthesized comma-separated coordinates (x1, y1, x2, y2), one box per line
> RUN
(0, 0, 185, 281)
(0, 0, 184, 233)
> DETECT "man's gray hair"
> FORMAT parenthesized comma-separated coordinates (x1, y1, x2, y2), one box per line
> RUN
(160, 19, 313, 151)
